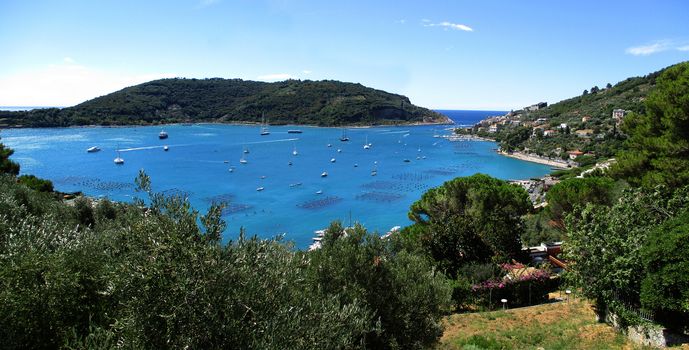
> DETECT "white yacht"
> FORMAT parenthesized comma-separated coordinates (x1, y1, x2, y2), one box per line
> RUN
(86, 146, 100, 153)
(260, 113, 270, 135)
(321, 171, 328, 177)
(114, 149, 124, 165)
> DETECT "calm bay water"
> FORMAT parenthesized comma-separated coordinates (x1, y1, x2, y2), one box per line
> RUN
(2, 110, 548, 248)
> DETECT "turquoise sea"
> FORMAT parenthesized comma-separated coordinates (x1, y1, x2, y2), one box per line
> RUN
(1, 110, 550, 248)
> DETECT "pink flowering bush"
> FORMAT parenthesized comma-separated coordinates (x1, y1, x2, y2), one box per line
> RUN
(470, 265, 559, 308)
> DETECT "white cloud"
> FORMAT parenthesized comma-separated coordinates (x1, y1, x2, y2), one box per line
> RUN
(302, 70, 312, 74)
(395, 19, 406, 24)
(624, 39, 689, 56)
(257, 73, 295, 81)
(0, 61, 176, 106)
(424, 21, 473, 32)
(625, 41, 671, 56)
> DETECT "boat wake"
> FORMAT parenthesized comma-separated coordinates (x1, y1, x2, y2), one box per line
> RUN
(244, 138, 300, 145)
(118, 144, 193, 152)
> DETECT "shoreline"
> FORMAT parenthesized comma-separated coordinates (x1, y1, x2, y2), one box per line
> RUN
(0, 118, 454, 130)
(498, 150, 570, 169)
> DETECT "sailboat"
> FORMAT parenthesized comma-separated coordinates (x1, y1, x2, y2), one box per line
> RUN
(113, 146, 124, 165)
(292, 143, 298, 156)
(240, 151, 248, 164)
(363, 135, 371, 149)
(243, 146, 250, 154)
(260, 112, 270, 135)
(339, 127, 349, 142)
(371, 165, 377, 176)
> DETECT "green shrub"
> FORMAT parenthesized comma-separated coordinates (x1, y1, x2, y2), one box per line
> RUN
(640, 210, 689, 330)
(308, 222, 453, 349)
(18, 174, 54, 192)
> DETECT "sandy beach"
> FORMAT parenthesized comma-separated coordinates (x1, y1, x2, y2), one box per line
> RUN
(498, 151, 570, 169)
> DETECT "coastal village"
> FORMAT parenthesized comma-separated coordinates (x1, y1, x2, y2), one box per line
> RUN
(447, 93, 635, 208)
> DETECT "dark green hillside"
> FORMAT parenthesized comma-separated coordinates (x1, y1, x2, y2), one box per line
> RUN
(0, 78, 449, 127)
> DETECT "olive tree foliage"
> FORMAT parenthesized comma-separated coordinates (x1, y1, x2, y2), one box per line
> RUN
(407, 174, 532, 276)
(1, 171, 451, 349)
(563, 185, 689, 305)
(307, 222, 453, 349)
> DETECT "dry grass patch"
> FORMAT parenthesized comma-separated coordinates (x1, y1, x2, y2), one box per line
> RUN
(439, 299, 654, 350)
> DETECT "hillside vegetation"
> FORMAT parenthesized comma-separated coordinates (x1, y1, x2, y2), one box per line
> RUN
(0, 78, 448, 127)
(468, 64, 669, 161)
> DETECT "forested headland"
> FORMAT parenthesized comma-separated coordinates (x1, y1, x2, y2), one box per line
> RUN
(0, 78, 449, 128)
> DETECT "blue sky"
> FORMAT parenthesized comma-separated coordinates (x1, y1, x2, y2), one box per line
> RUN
(1, 0, 688, 109)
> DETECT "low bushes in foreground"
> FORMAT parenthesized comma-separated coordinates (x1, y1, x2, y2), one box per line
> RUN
(0, 173, 452, 349)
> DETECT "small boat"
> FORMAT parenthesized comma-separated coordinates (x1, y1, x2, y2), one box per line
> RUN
(114, 146, 124, 164)
(337, 149, 342, 153)
(228, 167, 235, 173)
(243, 147, 250, 154)
(256, 187, 265, 192)
(403, 159, 411, 163)
(416, 156, 421, 160)
(371, 169, 377, 176)
(422, 156, 427, 159)
(163, 146, 169, 151)
(293, 144, 298, 156)
(330, 158, 336, 163)
(260, 113, 270, 135)
(224, 160, 229, 163)
(321, 171, 328, 177)
(260, 175, 266, 179)
(287, 130, 303, 134)
(159, 130, 168, 139)
(86, 146, 100, 153)
(288, 161, 293, 166)
(289, 183, 302, 188)
(315, 190, 323, 194)
(340, 128, 349, 142)
(240, 159, 248, 164)
(327, 143, 332, 148)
